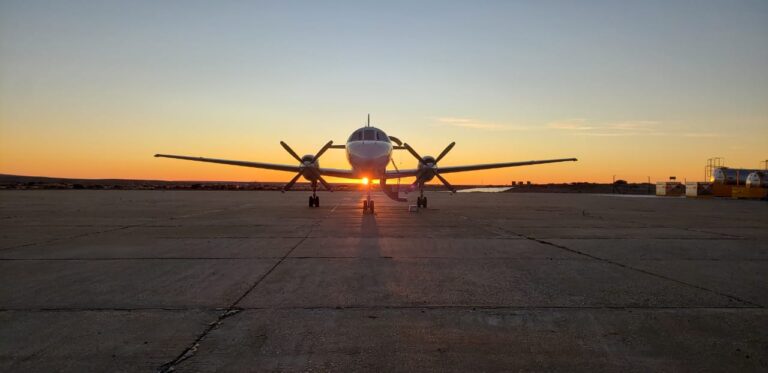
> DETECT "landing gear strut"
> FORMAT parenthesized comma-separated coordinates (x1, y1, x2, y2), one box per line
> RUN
(309, 181, 320, 208)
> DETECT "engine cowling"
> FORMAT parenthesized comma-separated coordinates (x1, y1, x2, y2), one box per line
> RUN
(417, 156, 437, 182)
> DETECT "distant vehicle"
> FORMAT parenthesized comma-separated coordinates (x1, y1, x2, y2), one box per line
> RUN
(156, 116, 577, 212)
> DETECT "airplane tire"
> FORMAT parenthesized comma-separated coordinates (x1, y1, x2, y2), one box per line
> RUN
(309, 196, 314, 208)
(314, 196, 320, 207)
(363, 200, 368, 211)
(369, 200, 375, 213)
(423, 197, 427, 208)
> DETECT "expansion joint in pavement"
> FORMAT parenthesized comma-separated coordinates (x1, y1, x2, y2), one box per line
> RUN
(458, 214, 764, 309)
(517, 233, 764, 308)
(156, 202, 336, 373)
(0, 224, 143, 251)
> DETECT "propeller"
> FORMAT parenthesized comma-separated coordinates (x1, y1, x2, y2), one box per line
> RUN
(280, 140, 334, 192)
(389, 136, 403, 146)
(402, 142, 457, 193)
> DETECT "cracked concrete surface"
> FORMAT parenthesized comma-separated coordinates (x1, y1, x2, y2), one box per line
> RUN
(0, 190, 766, 372)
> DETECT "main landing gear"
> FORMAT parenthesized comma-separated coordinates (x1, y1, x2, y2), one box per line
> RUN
(416, 185, 427, 208)
(308, 181, 320, 208)
(416, 195, 427, 208)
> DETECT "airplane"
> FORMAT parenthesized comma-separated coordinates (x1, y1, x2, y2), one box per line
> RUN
(155, 115, 577, 213)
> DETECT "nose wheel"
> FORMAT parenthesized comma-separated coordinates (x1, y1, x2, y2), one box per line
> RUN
(362, 181, 375, 213)
(363, 199, 375, 213)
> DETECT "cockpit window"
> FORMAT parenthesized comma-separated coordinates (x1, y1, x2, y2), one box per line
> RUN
(376, 130, 390, 142)
(348, 128, 391, 142)
(363, 129, 376, 141)
(348, 130, 362, 142)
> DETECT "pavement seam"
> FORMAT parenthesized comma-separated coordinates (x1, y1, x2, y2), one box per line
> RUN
(156, 202, 334, 373)
(0, 224, 143, 251)
(3, 305, 764, 312)
(681, 227, 745, 239)
(0, 204, 259, 251)
(516, 233, 764, 308)
(462, 213, 765, 309)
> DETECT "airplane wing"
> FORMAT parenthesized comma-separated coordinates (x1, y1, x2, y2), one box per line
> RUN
(434, 158, 577, 174)
(154, 154, 356, 179)
(385, 158, 577, 178)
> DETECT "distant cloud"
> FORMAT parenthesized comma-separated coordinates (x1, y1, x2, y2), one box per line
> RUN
(434, 117, 529, 131)
(681, 132, 723, 138)
(548, 119, 722, 138)
(548, 119, 594, 131)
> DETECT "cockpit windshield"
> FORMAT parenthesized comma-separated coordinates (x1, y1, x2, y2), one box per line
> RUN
(363, 129, 376, 141)
(348, 130, 362, 142)
(347, 127, 391, 143)
(376, 131, 386, 141)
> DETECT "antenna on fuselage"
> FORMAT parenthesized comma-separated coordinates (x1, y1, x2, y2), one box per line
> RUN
(367, 113, 370, 127)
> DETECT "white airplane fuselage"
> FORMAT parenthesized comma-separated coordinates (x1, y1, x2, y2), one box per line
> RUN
(344, 126, 393, 180)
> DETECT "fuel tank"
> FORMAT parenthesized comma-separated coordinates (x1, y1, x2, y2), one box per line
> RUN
(711, 167, 763, 185)
(745, 171, 768, 188)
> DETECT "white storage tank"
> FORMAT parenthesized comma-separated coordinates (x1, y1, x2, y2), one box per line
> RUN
(745, 171, 767, 188)
(711, 167, 763, 185)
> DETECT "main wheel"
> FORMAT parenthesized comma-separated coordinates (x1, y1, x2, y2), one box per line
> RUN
(309, 196, 314, 207)
(314, 196, 320, 207)
(422, 197, 427, 208)
(363, 200, 368, 211)
(369, 200, 375, 213)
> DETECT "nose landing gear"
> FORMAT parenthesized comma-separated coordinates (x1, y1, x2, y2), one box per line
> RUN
(363, 199, 375, 213)
(362, 180, 375, 213)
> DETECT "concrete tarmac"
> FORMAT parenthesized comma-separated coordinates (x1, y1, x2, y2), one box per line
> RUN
(0, 190, 766, 372)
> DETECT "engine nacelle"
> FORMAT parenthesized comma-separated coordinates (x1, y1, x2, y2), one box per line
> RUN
(301, 154, 321, 181)
(417, 155, 437, 182)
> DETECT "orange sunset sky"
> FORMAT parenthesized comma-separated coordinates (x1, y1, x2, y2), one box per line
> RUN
(1, 1, 766, 184)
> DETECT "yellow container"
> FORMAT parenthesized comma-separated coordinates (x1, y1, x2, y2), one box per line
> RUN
(731, 186, 767, 199)
(711, 183, 733, 197)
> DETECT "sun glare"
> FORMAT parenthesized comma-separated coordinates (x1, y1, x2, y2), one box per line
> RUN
(361, 177, 369, 185)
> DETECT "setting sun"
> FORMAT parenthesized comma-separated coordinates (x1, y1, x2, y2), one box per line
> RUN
(361, 177, 369, 185)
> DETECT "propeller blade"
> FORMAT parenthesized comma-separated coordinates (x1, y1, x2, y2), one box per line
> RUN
(280, 141, 303, 163)
(388, 136, 403, 146)
(313, 140, 334, 161)
(402, 143, 426, 165)
(282, 171, 303, 192)
(434, 142, 456, 163)
(434, 173, 456, 193)
(317, 175, 333, 191)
